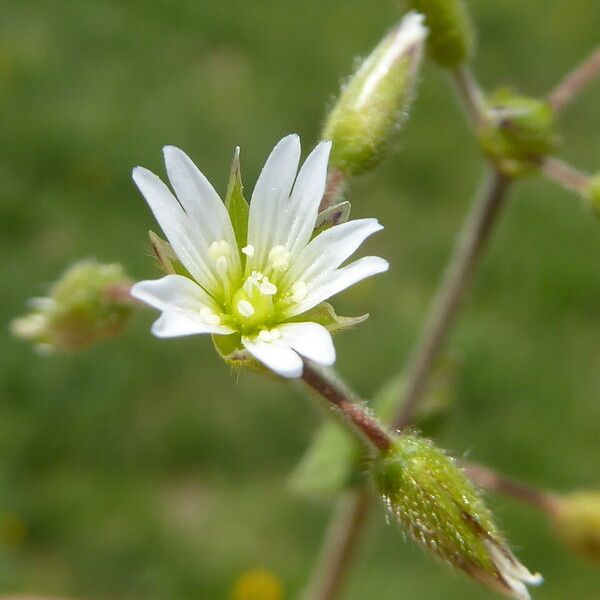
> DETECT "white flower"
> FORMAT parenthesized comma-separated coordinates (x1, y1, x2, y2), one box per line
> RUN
(131, 134, 388, 377)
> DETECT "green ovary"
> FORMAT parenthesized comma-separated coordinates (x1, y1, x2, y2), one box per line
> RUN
(230, 275, 276, 333)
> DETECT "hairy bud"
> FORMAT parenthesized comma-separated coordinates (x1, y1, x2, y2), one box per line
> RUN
(323, 12, 427, 176)
(372, 434, 542, 599)
(11, 260, 133, 352)
(405, 0, 474, 67)
(553, 491, 600, 566)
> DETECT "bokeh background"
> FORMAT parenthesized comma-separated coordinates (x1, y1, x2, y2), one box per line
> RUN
(1, 1, 600, 598)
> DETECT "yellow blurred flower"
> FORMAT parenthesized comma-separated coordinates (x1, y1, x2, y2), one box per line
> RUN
(231, 569, 283, 600)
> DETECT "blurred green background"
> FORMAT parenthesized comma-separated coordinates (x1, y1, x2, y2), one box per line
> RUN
(1, 1, 600, 598)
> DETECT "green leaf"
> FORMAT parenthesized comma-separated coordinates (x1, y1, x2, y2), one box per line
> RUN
(286, 302, 368, 333)
(289, 418, 364, 495)
(312, 201, 351, 237)
(225, 146, 249, 250)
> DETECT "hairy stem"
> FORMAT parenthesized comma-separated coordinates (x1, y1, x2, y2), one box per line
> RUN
(464, 462, 562, 517)
(394, 168, 510, 428)
(299, 489, 371, 600)
(301, 361, 393, 453)
(548, 46, 600, 112)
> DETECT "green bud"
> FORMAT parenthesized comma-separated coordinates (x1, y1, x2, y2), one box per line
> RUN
(586, 173, 600, 216)
(11, 260, 133, 352)
(405, 0, 474, 67)
(373, 434, 542, 599)
(478, 90, 559, 178)
(553, 492, 600, 566)
(323, 12, 427, 176)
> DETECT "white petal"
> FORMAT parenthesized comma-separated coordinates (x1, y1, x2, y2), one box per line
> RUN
(132, 166, 219, 293)
(131, 274, 220, 313)
(242, 336, 303, 378)
(285, 140, 332, 256)
(283, 218, 383, 289)
(163, 146, 241, 278)
(246, 134, 301, 271)
(284, 256, 389, 318)
(151, 311, 231, 338)
(277, 322, 335, 365)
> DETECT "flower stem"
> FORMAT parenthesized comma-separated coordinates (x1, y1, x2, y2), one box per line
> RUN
(299, 489, 371, 600)
(394, 167, 510, 429)
(547, 45, 600, 112)
(301, 362, 392, 453)
(540, 157, 590, 195)
(451, 65, 489, 127)
(463, 462, 562, 517)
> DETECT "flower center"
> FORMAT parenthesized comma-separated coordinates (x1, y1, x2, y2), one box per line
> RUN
(231, 271, 277, 331)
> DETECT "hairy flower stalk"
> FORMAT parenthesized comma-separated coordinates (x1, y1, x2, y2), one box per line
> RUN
(373, 435, 543, 599)
(131, 135, 388, 378)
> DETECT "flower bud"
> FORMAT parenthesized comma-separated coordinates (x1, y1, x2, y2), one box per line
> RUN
(405, 0, 474, 67)
(11, 260, 133, 352)
(478, 90, 558, 178)
(552, 491, 600, 566)
(322, 12, 427, 176)
(372, 434, 542, 599)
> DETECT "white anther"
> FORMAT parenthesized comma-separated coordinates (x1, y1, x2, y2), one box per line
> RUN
(268, 245, 290, 271)
(215, 255, 228, 276)
(209, 240, 231, 261)
(257, 328, 282, 343)
(241, 244, 255, 257)
(199, 307, 221, 326)
(237, 300, 255, 317)
(291, 281, 307, 303)
(259, 277, 277, 296)
(204, 313, 221, 326)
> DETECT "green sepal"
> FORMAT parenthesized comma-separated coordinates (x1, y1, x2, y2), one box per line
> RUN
(478, 89, 559, 178)
(225, 146, 249, 251)
(290, 355, 458, 497)
(286, 302, 368, 333)
(149, 231, 190, 277)
(312, 201, 351, 238)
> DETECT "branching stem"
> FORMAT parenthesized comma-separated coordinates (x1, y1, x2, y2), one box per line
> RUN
(541, 157, 590, 195)
(548, 46, 600, 112)
(394, 168, 510, 429)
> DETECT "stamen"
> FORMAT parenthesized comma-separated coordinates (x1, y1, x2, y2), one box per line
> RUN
(237, 300, 255, 317)
(259, 278, 278, 296)
(199, 307, 221, 326)
(257, 328, 282, 343)
(241, 244, 255, 257)
(209, 240, 231, 261)
(291, 280, 307, 303)
(268, 245, 290, 271)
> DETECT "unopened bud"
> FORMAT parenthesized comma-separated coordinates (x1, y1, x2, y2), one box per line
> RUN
(478, 90, 558, 178)
(405, 0, 474, 67)
(11, 260, 133, 352)
(552, 491, 600, 566)
(323, 12, 427, 176)
(373, 434, 542, 599)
